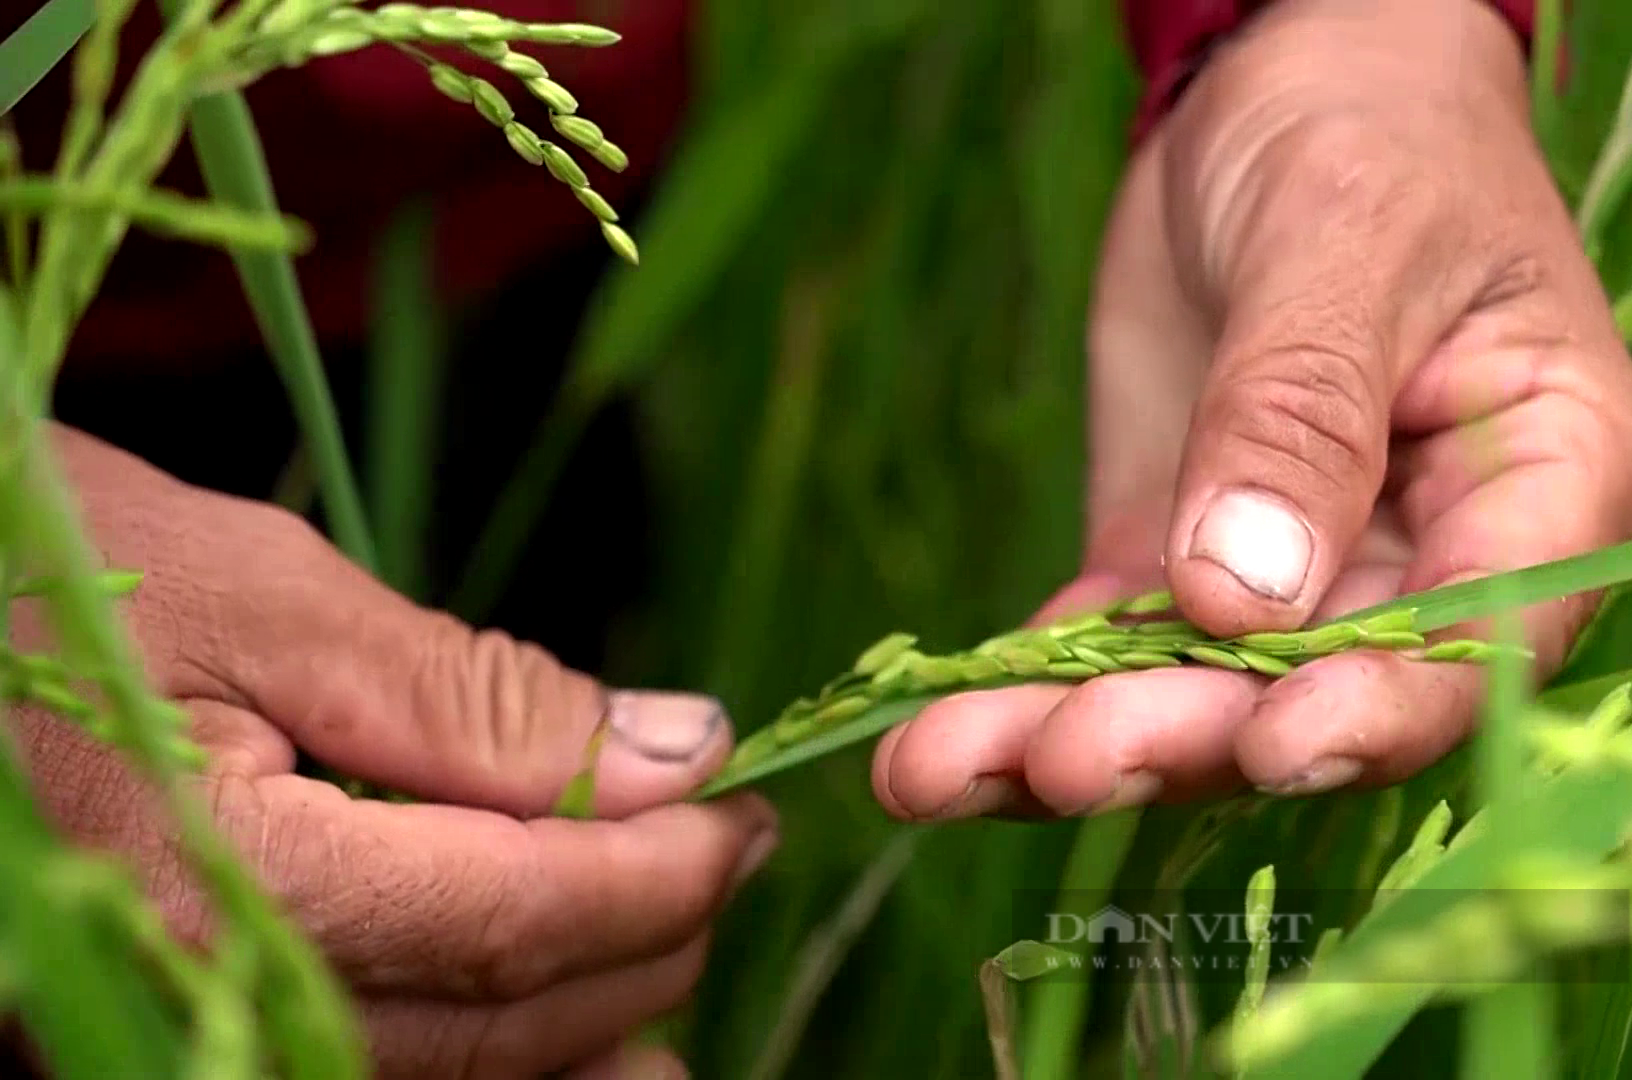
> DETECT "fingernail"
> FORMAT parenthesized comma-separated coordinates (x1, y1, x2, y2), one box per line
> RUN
(731, 827, 779, 891)
(931, 775, 1022, 820)
(620, 1052, 687, 1080)
(565, 1044, 687, 1080)
(1258, 756, 1363, 797)
(1187, 487, 1312, 602)
(608, 690, 725, 762)
(1080, 770, 1163, 816)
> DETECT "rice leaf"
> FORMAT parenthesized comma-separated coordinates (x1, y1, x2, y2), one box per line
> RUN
(1460, 591, 1556, 1080)
(176, 88, 375, 572)
(1576, 11, 1632, 265)
(160, 0, 377, 572)
(0, 0, 93, 116)
(746, 831, 918, 1080)
(1569, 969, 1632, 1080)
(1532, 0, 1566, 167)
(1552, 579, 1632, 691)
(1021, 811, 1142, 1080)
(693, 696, 933, 799)
(1475, 601, 1534, 857)
(1461, 978, 1560, 1080)
(1337, 539, 1632, 634)
(1216, 746, 1632, 1079)
(364, 200, 443, 600)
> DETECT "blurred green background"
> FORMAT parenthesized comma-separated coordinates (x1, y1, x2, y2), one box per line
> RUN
(507, 3, 1140, 1073)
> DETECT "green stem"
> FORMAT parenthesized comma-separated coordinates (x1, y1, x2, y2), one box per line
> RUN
(0, 738, 184, 1076)
(174, 88, 377, 572)
(156, 0, 372, 574)
(746, 831, 919, 1080)
(1576, 25, 1632, 265)
(704, 271, 832, 702)
(0, 177, 310, 251)
(1530, 0, 1563, 157)
(1020, 812, 1141, 1080)
(1460, 974, 1559, 1080)
(0, 119, 24, 293)
(365, 201, 443, 599)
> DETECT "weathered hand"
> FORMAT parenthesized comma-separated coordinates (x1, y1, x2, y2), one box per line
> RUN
(12, 426, 777, 1079)
(873, 0, 1632, 820)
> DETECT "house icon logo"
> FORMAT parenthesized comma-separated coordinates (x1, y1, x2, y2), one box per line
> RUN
(1085, 905, 1138, 944)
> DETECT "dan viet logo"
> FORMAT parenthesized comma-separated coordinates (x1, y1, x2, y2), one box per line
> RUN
(1027, 904, 1319, 981)
(1047, 904, 1316, 947)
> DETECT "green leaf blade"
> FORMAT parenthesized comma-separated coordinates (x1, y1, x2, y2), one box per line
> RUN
(0, 0, 94, 116)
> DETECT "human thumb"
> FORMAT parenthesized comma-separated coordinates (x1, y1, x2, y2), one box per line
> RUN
(251, 584, 734, 819)
(1161, 330, 1393, 636)
(1148, 0, 1538, 639)
(1160, 172, 1455, 636)
(51, 425, 733, 821)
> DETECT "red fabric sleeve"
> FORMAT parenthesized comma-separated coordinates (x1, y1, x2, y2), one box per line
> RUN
(1119, 0, 1539, 144)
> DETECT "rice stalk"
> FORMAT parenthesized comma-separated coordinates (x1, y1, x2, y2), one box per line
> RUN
(0, 177, 312, 251)
(686, 589, 1528, 803)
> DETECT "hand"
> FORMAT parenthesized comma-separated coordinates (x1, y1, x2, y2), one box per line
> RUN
(872, 0, 1632, 820)
(10, 426, 777, 1079)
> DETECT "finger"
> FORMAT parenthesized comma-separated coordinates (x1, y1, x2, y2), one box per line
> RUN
(561, 1042, 689, 1080)
(50, 426, 732, 819)
(1020, 667, 1261, 815)
(237, 563, 734, 820)
(368, 936, 707, 1080)
(1243, 328, 1632, 794)
(872, 684, 1075, 820)
(1161, 124, 1491, 637)
(1235, 649, 1483, 795)
(887, 515, 1410, 820)
(871, 572, 1127, 820)
(218, 776, 776, 999)
(6, 695, 294, 932)
(873, 664, 1263, 821)
(1393, 334, 1632, 672)
(1241, 473, 1625, 795)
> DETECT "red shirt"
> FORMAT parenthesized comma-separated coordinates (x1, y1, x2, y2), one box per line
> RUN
(8, 0, 1536, 371)
(1121, 0, 1539, 142)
